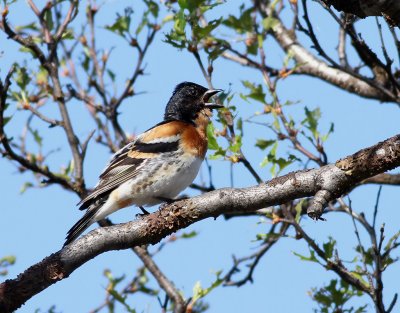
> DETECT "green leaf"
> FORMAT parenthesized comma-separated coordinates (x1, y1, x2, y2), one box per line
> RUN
(174, 9, 186, 35)
(0, 256, 16, 266)
(254, 232, 281, 242)
(223, 7, 253, 34)
(294, 199, 305, 223)
(19, 46, 37, 58)
(144, 0, 159, 17)
(321, 122, 334, 142)
(349, 272, 370, 290)
(191, 271, 223, 305)
(14, 66, 30, 90)
(36, 67, 48, 85)
(322, 237, 336, 259)
(3, 116, 12, 126)
(29, 128, 43, 147)
(256, 139, 275, 150)
(193, 18, 222, 39)
(105, 12, 131, 36)
(108, 289, 136, 312)
(0, 255, 16, 276)
(275, 157, 293, 172)
(64, 160, 74, 176)
(164, 32, 187, 49)
(44, 10, 54, 31)
(15, 22, 39, 32)
(207, 123, 219, 150)
(229, 135, 242, 153)
(20, 182, 33, 194)
(241, 80, 266, 103)
(107, 69, 116, 82)
(178, 0, 204, 13)
(208, 147, 226, 160)
(61, 29, 74, 40)
(310, 278, 369, 312)
(293, 250, 319, 263)
(384, 231, 400, 252)
(181, 231, 198, 239)
(302, 107, 321, 140)
(262, 16, 279, 31)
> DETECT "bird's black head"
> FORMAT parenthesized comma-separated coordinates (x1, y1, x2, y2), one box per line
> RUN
(164, 82, 222, 123)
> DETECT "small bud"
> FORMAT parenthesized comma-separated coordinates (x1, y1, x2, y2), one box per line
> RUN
(288, 129, 297, 137)
(274, 106, 282, 115)
(79, 36, 87, 46)
(22, 101, 30, 110)
(187, 44, 197, 53)
(207, 64, 213, 75)
(130, 38, 138, 47)
(29, 95, 39, 103)
(127, 87, 134, 96)
(245, 34, 256, 47)
(264, 105, 272, 113)
(36, 153, 44, 163)
(277, 133, 286, 140)
(2, 6, 9, 17)
(230, 155, 239, 163)
(203, 38, 214, 48)
(279, 69, 289, 79)
(61, 68, 70, 77)
(90, 5, 98, 15)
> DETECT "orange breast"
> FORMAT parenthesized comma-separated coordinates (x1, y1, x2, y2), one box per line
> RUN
(181, 110, 210, 158)
(180, 126, 207, 158)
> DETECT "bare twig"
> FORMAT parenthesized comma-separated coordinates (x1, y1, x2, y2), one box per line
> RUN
(0, 66, 77, 193)
(223, 223, 288, 287)
(133, 246, 186, 313)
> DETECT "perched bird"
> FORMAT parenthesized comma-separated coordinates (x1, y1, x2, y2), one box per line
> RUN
(64, 82, 222, 246)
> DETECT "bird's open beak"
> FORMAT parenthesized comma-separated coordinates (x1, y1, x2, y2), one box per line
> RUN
(203, 89, 224, 109)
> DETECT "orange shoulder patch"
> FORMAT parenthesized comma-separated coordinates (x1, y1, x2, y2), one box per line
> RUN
(141, 121, 186, 143)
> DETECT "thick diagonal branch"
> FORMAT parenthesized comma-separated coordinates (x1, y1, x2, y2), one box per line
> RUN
(256, 4, 399, 103)
(0, 134, 400, 312)
(323, 0, 400, 26)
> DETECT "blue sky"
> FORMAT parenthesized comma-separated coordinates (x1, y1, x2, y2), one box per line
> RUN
(1, 1, 400, 312)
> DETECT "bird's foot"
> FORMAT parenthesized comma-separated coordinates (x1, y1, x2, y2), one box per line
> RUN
(136, 206, 150, 219)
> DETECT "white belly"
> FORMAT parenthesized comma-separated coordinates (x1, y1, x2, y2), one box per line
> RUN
(95, 156, 203, 220)
(125, 156, 203, 206)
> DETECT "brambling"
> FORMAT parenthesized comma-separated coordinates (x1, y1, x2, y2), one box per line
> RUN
(64, 82, 222, 246)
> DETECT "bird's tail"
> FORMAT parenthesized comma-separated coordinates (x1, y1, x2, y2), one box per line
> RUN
(64, 205, 100, 247)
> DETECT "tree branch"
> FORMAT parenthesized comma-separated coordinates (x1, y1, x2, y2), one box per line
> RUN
(133, 246, 186, 313)
(1, 133, 400, 312)
(322, 0, 400, 27)
(256, 3, 400, 103)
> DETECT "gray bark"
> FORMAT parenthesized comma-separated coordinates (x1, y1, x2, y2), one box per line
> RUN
(1, 133, 400, 312)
